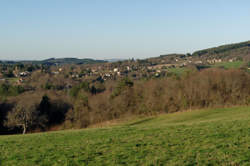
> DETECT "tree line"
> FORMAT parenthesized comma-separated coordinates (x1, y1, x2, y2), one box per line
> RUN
(1, 68, 250, 134)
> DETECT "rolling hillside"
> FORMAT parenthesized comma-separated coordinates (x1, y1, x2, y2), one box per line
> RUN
(0, 58, 107, 65)
(1, 41, 250, 66)
(192, 41, 250, 60)
(135, 41, 250, 62)
(1, 106, 250, 165)
(39, 58, 106, 65)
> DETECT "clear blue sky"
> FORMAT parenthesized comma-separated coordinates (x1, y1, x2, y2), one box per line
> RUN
(1, 0, 250, 60)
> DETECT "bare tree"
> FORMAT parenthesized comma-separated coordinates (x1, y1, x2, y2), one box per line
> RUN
(5, 101, 38, 134)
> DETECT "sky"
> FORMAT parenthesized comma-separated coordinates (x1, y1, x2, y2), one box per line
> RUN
(0, 0, 250, 60)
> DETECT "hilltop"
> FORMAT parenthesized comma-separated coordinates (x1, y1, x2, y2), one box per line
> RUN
(192, 40, 250, 60)
(0, 40, 249, 67)
(149, 40, 250, 65)
(38, 58, 107, 65)
(0, 58, 107, 65)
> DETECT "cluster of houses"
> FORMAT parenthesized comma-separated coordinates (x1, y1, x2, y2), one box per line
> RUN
(207, 59, 222, 64)
(15, 71, 30, 85)
(0, 67, 31, 84)
(62, 56, 241, 81)
(0, 55, 244, 87)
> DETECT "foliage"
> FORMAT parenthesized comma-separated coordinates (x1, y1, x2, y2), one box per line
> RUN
(0, 84, 24, 97)
(247, 62, 250, 67)
(37, 95, 50, 129)
(3, 69, 14, 78)
(5, 101, 38, 134)
(1, 68, 250, 133)
(111, 77, 133, 98)
(43, 82, 64, 90)
(69, 82, 90, 97)
(66, 92, 90, 128)
(193, 41, 250, 57)
(0, 102, 13, 134)
(90, 83, 106, 94)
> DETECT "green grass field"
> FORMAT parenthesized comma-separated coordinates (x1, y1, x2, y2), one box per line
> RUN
(168, 67, 189, 75)
(210, 61, 244, 69)
(1, 106, 250, 166)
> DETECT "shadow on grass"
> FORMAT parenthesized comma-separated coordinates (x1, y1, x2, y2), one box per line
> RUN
(0, 158, 3, 166)
(127, 117, 155, 126)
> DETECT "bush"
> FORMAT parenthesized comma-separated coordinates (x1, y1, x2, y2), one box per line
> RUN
(111, 78, 133, 98)
(0, 84, 25, 97)
(69, 81, 90, 97)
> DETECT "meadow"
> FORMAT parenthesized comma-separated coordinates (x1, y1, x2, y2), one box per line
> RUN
(210, 61, 244, 69)
(167, 61, 244, 76)
(167, 67, 189, 75)
(1, 106, 250, 166)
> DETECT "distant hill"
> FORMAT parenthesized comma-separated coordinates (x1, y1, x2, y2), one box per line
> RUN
(0, 58, 107, 65)
(192, 41, 250, 60)
(105, 58, 127, 62)
(154, 41, 250, 62)
(39, 58, 106, 65)
(1, 40, 250, 65)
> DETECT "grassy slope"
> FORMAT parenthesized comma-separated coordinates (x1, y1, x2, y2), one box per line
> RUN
(1, 106, 250, 166)
(210, 61, 244, 69)
(168, 67, 189, 75)
(168, 61, 244, 76)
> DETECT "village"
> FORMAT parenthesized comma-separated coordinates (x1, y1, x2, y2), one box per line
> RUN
(0, 54, 243, 89)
